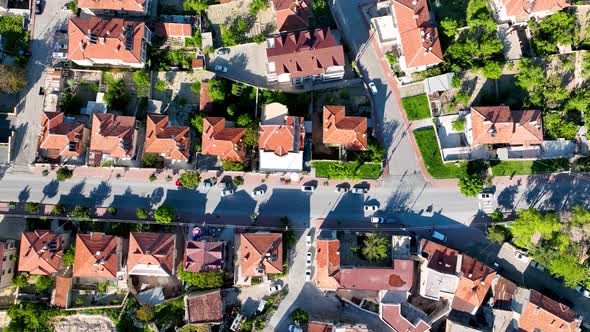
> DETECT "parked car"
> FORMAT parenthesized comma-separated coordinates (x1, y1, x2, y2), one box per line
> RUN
(218, 182, 230, 189)
(432, 231, 447, 242)
(221, 189, 235, 197)
(306, 252, 312, 266)
(214, 65, 228, 73)
(216, 48, 230, 56)
(203, 180, 213, 188)
(35, 0, 43, 14)
(305, 269, 312, 281)
(257, 300, 266, 312)
(252, 189, 265, 196)
(335, 185, 349, 193)
(364, 205, 378, 212)
(370, 217, 384, 224)
(268, 283, 283, 294)
(368, 82, 378, 95)
(492, 261, 504, 272)
(351, 187, 369, 194)
(301, 185, 315, 192)
(306, 232, 312, 246)
(577, 285, 590, 298)
(530, 261, 545, 271)
(289, 325, 303, 332)
(514, 251, 530, 263)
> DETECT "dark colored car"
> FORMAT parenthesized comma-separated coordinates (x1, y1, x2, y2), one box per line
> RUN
(35, 0, 43, 15)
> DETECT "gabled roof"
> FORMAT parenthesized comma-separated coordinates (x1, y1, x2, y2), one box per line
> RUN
(391, 0, 443, 69)
(39, 111, 84, 157)
(491, 276, 517, 311)
(154, 22, 192, 38)
(68, 17, 147, 65)
(519, 290, 579, 332)
(144, 114, 190, 161)
(18, 231, 64, 275)
(452, 255, 497, 314)
(183, 241, 224, 273)
(470, 106, 543, 146)
(52, 276, 72, 308)
(334, 260, 414, 291)
(127, 232, 176, 276)
(200, 82, 213, 112)
(259, 116, 305, 156)
(239, 233, 283, 277)
(185, 290, 223, 324)
(381, 303, 431, 332)
(73, 233, 120, 279)
(315, 239, 341, 290)
(273, 0, 312, 32)
(266, 28, 345, 79)
(322, 105, 368, 150)
(201, 117, 246, 162)
(420, 239, 459, 275)
(308, 322, 334, 332)
(77, 0, 146, 12)
(90, 113, 136, 158)
(501, 0, 569, 18)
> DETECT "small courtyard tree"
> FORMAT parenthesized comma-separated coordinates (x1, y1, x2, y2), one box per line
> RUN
(154, 204, 176, 224)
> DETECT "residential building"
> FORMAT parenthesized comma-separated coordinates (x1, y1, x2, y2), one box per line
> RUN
(265, 28, 345, 85)
(183, 241, 224, 273)
(144, 114, 190, 163)
(199, 81, 213, 112)
(88, 113, 136, 166)
(184, 290, 223, 324)
(418, 239, 461, 300)
(490, 0, 569, 24)
(68, 17, 152, 68)
(154, 22, 192, 40)
(380, 302, 431, 332)
(73, 233, 122, 281)
(272, 0, 312, 32)
(490, 276, 521, 332)
(18, 231, 65, 275)
(38, 111, 85, 164)
(389, 0, 443, 73)
(201, 117, 246, 162)
(0, 240, 16, 289)
(308, 321, 369, 332)
(127, 232, 177, 276)
(322, 105, 368, 151)
(467, 106, 543, 147)
(52, 276, 72, 308)
(451, 255, 496, 315)
(77, 0, 151, 16)
(259, 103, 305, 172)
(235, 233, 282, 279)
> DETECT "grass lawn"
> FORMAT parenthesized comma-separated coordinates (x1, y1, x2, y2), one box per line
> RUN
(313, 161, 382, 179)
(413, 128, 467, 179)
(401, 94, 431, 120)
(491, 159, 570, 176)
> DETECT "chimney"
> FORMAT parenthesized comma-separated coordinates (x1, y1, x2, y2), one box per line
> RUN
(95, 250, 102, 256)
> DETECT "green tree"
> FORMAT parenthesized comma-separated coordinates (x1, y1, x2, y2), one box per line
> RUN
(191, 114, 205, 134)
(154, 80, 167, 92)
(490, 210, 504, 222)
(511, 209, 561, 248)
(136, 208, 149, 220)
(7, 302, 57, 331)
(458, 174, 483, 197)
(290, 308, 309, 324)
(104, 79, 129, 110)
(154, 204, 176, 224)
(208, 79, 227, 102)
(60, 92, 83, 115)
(11, 273, 28, 288)
(529, 11, 577, 56)
(226, 104, 236, 117)
(178, 171, 201, 189)
(361, 233, 391, 261)
(136, 304, 155, 322)
(243, 127, 259, 148)
(70, 205, 91, 221)
(35, 275, 53, 294)
(107, 207, 118, 216)
(248, 0, 267, 14)
(24, 202, 40, 214)
(487, 224, 511, 244)
(177, 267, 225, 289)
(56, 166, 73, 182)
(132, 70, 150, 97)
(452, 118, 465, 132)
(482, 61, 503, 79)
(222, 160, 245, 171)
(253, 34, 266, 44)
(237, 113, 254, 128)
(440, 18, 458, 37)
(142, 154, 161, 168)
(51, 204, 68, 216)
(0, 65, 26, 94)
(191, 81, 201, 93)
(570, 205, 590, 225)
(183, 0, 208, 13)
(232, 176, 245, 187)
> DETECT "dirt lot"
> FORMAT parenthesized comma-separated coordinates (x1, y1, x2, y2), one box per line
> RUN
(54, 314, 116, 332)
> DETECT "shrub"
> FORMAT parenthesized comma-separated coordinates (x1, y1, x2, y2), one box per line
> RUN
(149, 173, 157, 182)
(107, 207, 118, 216)
(35, 276, 53, 294)
(178, 171, 201, 189)
(458, 174, 483, 197)
(135, 305, 155, 322)
(70, 205, 91, 221)
(248, 0, 267, 14)
(253, 34, 266, 44)
(154, 204, 176, 224)
(97, 282, 111, 293)
(222, 160, 245, 171)
(452, 118, 465, 132)
(290, 309, 309, 324)
(451, 75, 462, 89)
(132, 70, 150, 97)
(67, 1, 77, 13)
(56, 167, 73, 182)
(177, 267, 225, 289)
(191, 81, 201, 93)
(8, 201, 16, 209)
(232, 176, 245, 187)
(63, 245, 75, 267)
(490, 210, 503, 222)
(11, 273, 28, 288)
(51, 204, 67, 216)
(361, 233, 391, 261)
(154, 80, 167, 92)
(24, 202, 40, 214)
(136, 208, 149, 220)
(75, 298, 84, 305)
(487, 224, 511, 244)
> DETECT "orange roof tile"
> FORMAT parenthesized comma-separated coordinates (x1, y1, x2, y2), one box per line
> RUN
(52, 276, 72, 308)
(334, 260, 414, 291)
(185, 290, 223, 324)
(391, 0, 443, 69)
(420, 239, 459, 275)
(200, 82, 213, 112)
(239, 233, 283, 277)
(39, 111, 84, 157)
(452, 255, 496, 314)
(322, 105, 368, 150)
(259, 116, 305, 156)
(201, 117, 246, 162)
(155, 22, 192, 38)
(18, 231, 64, 275)
(491, 276, 517, 310)
(502, 0, 569, 18)
(183, 241, 224, 273)
(519, 290, 579, 332)
(273, 0, 312, 31)
(471, 106, 543, 146)
(127, 232, 176, 276)
(144, 114, 190, 161)
(381, 303, 431, 332)
(308, 322, 334, 332)
(266, 28, 345, 79)
(73, 233, 120, 279)
(68, 17, 148, 65)
(315, 239, 341, 290)
(77, 0, 146, 12)
(89, 113, 136, 159)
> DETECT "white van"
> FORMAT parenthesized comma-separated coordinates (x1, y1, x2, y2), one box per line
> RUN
(432, 231, 447, 242)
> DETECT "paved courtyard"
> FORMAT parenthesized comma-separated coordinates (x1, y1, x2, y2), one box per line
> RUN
(211, 43, 269, 88)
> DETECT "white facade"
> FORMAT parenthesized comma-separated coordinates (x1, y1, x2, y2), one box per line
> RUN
(259, 150, 303, 172)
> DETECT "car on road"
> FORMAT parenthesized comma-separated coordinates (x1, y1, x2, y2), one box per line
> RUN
(364, 205, 378, 212)
(216, 48, 230, 56)
(268, 283, 283, 294)
(252, 189, 265, 196)
(301, 185, 315, 192)
(368, 82, 377, 95)
(306, 231, 312, 246)
(432, 231, 447, 242)
(221, 189, 235, 197)
(218, 182, 230, 189)
(214, 65, 228, 73)
(306, 252, 312, 266)
(35, 0, 43, 14)
(370, 217, 384, 223)
(576, 285, 590, 298)
(305, 269, 312, 282)
(352, 187, 369, 194)
(514, 251, 530, 263)
(203, 179, 214, 188)
(335, 186, 349, 193)
(257, 300, 266, 313)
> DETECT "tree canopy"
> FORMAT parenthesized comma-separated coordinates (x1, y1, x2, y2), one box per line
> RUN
(511, 208, 561, 249)
(178, 171, 201, 189)
(104, 79, 129, 110)
(154, 204, 176, 224)
(183, 0, 208, 14)
(132, 70, 150, 97)
(0, 65, 27, 94)
(207, 79, 227, 102)
(361, 233, 391, 261)
(458, 174, 483, 197)
(529, 11, 577, 56)
(177, 267, 225, 289)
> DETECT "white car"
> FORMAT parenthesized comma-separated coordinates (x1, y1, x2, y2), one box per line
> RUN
(335, 186, 349, 193)
(478, 192, 494, 200)
(306, 233, 312, 246)
(352, 187, 368, 194)
(364, 205, 378, 212)
(306, 252, 312, 266)
(301, 185, 315, 192)
(289, 325, 303, 332)
(268, 283, 283, 294)
(252, 189, 265, 196)
(370, 217, 384, 223)
(576, 285, 590, 298)
(514, 251, 530, 263)
(214, 65, 228, 73)
(221, 189, 235, 197)
(368, 82, 378, 95)
(305, 269, 312, 282)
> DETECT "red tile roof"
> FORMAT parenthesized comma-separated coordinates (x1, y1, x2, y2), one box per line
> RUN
(127, 232, 176, 276)
(259, 116, 305, 155)
(273, 0, 312, 32)
(192, 58, 204, 69)
(315, 239, 341, 290)
(52, 276, 72, 308)
(391, 0, 443, 69)
(492, 276, 517, 310)
(144, 114, 190, 161)
(452, 255, 496, 314)
(381, 303, 431, 332)
(39, 112, 84, 157)
(501, 0, 569, 18)
(183, 241, 224, 273)
(200, 82, 213, 112)
(77, 0, 146, 12)
(334, 260, 414, 292)
(68, 17, 147, 65)
(239, 233, 283, 277)
(322, 105, 368, 150)
(73, 233, 120, 279)
(18, 231, 64, 275)
(90, 113, 136, 159)
(202, 117, 246, 162)
(266, 28, 345, 79)
(154, 22, 192, 38)
(471, 106, 543, 146)
(308, 322, 334, 332)
(420, 239, 459, 275)
(519, 290, 579, 332)
(185, 290, 223, 323)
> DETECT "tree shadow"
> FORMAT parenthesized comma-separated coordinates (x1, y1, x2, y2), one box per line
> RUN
(18, 185, 30, 203)
(41, 179, 59, 200)
(88, 180, 112, 207)
(57, 180, 87, 207)
(150, 187, 165, 206)
(497, 183, 519, 211)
